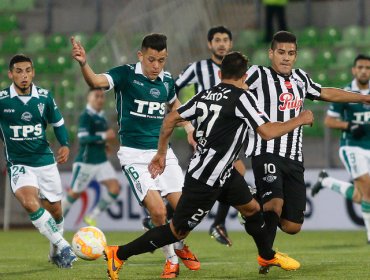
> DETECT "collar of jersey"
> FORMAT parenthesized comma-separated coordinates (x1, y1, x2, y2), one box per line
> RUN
(10, 83, 39, 99)
(135, 62, 164, 81)
(351, 79, 370, 94)
(86, 104, 104, 116)
(268, 66, 292, 79)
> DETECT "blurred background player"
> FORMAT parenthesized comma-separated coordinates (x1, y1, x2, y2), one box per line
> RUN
(245, 32, 370, 265)
(263, 0, 288, 42)
(71, 33, 200, 278)
(311, 54, 370, 243)
(62, 88, 121, 227)
(175, 25, 247, 246)
(0, 54, 76, 268)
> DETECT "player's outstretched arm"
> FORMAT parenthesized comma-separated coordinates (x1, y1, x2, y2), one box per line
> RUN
(148, 110, 185, 178)
(319, 87, 370, 104)
(257, 110, 314, 141)
(70, 36, 109, 89)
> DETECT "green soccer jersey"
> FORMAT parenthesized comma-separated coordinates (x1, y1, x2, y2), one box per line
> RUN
(0, 84, 65, 167)
(327, 79, 370, 149)
(75, 105, 108, 164)
(103, 62, 176, 149)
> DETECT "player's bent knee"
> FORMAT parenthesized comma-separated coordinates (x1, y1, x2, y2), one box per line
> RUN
(280, 221, 302, 234)
(171, 223, 190, 240)
(237, 199, 260, 217)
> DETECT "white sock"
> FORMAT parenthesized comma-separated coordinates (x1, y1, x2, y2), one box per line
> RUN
(30, 208, 69, 251)
(361, 201, 370, 241)
(322, 177, 353, 197)
(161, 244, 178, 264)
(173, 240, 184, 250)
(62, 195, 76, 217)
(49, 217, 64, 257)
(88, 189, 117, 220)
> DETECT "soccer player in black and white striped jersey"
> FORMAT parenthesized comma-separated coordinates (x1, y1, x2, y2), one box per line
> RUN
(104, 52, 314, 279)
(175, 26, 246, 246)
(245, 31, 370, 261)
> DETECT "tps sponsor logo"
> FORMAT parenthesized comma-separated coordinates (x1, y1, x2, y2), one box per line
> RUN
(133, 99, 166, 116)
(9, 124, 42, 138)
(21, 112, 33, 121)
(278, 92, 303, 111)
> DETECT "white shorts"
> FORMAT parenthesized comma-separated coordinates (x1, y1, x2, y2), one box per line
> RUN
(117, 146, 184, 205)
(9, 163, 63, 202)
(339, 146, 370, 179)
(71, 161, 118, 193)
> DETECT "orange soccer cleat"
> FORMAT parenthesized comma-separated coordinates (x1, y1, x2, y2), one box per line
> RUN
(104, 246, 125, 280)
(175, 244, 200, 271)
(257, 251, 300, 274)
(160, 260, 180, 279)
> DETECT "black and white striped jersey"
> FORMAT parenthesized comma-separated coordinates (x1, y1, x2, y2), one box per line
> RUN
(245, 65, 322, 162)
(177, 83, 270, 187)
(175, 59, 221, 94)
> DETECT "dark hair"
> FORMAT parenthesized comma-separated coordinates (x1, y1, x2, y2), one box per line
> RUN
(353, 54, 370, 66)
(207, 26, 232, 42)
(221, 51, 249, 80)
(141, 33, 167, 52)
(271, 31, 297, 50)
(9, 54, 33, 70)
(88, 87, 104, 94)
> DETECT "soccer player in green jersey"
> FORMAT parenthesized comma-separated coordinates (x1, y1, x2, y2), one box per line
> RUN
(0, 54, 77, 268)
(62, 88, 121, 226)
(312, 54, 370, 243)
(71, 34, 200, 278)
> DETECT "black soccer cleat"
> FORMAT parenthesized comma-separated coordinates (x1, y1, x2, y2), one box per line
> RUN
(311, 170, 328, 197)
(209, 224, 232, 246)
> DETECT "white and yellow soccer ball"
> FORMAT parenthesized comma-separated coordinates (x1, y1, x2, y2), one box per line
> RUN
(71, 226, 107, 260)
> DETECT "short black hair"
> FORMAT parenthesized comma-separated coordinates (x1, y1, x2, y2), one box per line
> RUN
(353, 54, 370, 66)
(221, 51, 249, 80)
(9, 54, 33, 70)
(141, 33, 167, 52)
(207, 26, 232, 42)
(271, 31, 297, 50)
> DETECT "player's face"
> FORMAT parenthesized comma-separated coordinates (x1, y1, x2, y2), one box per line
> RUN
(138, 48, 167, 80)
(352, 59, 370, 86)
(8, 61, 35, 93)
(88, 89, 105, 111)
(269, 43, 297, 76)
(208, 33, 232, 60)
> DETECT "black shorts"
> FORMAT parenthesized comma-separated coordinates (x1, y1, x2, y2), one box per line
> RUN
(252, 154, 306, 224)
(172, 169, 253, 233)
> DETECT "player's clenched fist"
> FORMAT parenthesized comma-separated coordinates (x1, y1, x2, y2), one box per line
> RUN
(70, 36, 87, 66)
(298, 110, 314, 126)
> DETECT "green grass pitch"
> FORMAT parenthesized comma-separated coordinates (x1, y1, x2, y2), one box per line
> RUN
(1, 230, 369, 279)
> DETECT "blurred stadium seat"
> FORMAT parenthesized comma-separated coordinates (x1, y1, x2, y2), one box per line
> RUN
(234, 29, 262, 51)
(25, 33, 46, 53)
(339, 25, 363, 46)
(298, 27, 320, 46)
(1, 33, 24, 53)
(0, 14, 18, 32)
(47, 34, 68, 52)
(315, 49, 336, 67)
(320, 27, 341, 46)
(251, 49, 269, 66)
(296, 48, 315, 69)
(336, 47, 357, 67)
(34, 55, 49, 73)
(86, 33, 103, 51)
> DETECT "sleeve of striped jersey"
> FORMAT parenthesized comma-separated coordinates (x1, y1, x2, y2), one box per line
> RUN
(175, 63, 197, 94)
(245, 65, 261, 90)
(327, 102, 344, 118)
(103, 65, 128, 92)
(298, 69, 322, 100)
(177, 95, 198, 121)
(77, 113, 105, 144)
(46, 93, 64, 127)
(236, 93, 270, 130)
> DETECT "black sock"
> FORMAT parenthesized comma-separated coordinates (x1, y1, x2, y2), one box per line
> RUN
(212, 203, 230, 226)
(116, 224, 178, 260)
(244, 212, 275, 260)
(263, 211, 279, 248)
(166, 203, 174, 220)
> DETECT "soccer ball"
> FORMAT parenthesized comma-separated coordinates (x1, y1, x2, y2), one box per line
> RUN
(71, 226, 107, 260)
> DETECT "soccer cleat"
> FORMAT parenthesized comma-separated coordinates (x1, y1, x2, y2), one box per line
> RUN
(49, 253, 71, 269)
(83, 215, 97, 227)
(142, 216, 154, 231)
(174, 244, 200, 271)
(104, 246, 124, 280)
(209, 224, 232, 246)
(60, 246, 77, 268)
(311, 170, 328, 197)
(160, 260, 180, 279)
(257, 251, 300, 274)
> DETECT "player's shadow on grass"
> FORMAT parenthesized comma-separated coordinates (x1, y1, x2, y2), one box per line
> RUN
(0, 268, 50, 277)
